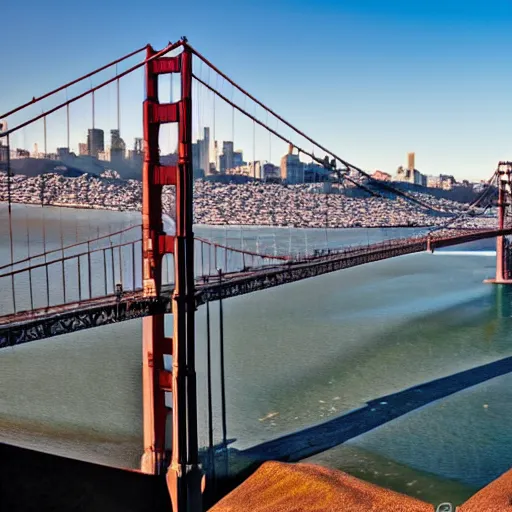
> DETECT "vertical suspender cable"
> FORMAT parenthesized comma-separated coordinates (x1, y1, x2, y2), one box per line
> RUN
(103, 248, 107, 296)
(325, 191, 329, 251)
(66, 102, 70, 151)
(42, 114, 49, 310)
(132, 241, 136, 291)
(43, 115, 47, 157)
(213, 89, 216, 172)
(224, 225, 227, 271)
(60, 208, 66, 303)
(208, 242, 212, 275)
(42, 205, 50, 307)
(239, 226, 243, 269)
(268, 112, 271, 183)
(218, 269, 228, 474)
(7, 134, 16, 313)
(253, 119, 256, 179)
(88, 240, 93, 298)
(117, 64, 121, 132)
(76, 224, 82, 301)
(6, 133, 12, 217)
(119, 245, 123, 288)
(231, 84, 235, 172)
(170, 72, 173, 151)
(200, 241, 204, 279)
(25, 208, 34, 311)
(205, 299, 215, 484)
(111, 241, 115, 292)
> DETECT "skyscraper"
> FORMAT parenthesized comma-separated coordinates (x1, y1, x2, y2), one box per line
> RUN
(220, 141, 234, 173)
(200, 127, 210, 175)
(110, 129, 126, 163)
(233, 150, 244, 168)
(134, 138, 143, 155)
(87, 128, 104, 158)
(408, 152, 415, 172)
(280, 144, 304, 184)
(0, 120, 7, 148)
(0, 120, 8, 162)
(191, 128, 211, 177)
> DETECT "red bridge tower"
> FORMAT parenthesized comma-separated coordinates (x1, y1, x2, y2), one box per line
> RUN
(141, 41, 202, 511)
(487, 162, 512, 284)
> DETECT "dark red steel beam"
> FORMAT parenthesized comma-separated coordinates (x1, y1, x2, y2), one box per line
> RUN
(146, 101, 180, 124)
(151, 166, 178, 186)
(158, 235, 175, 254)
(149, 56, 181, 75)
(159, 369, 173, 392)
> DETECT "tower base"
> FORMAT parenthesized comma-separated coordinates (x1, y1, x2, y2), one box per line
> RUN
(483, 278, 512, 285)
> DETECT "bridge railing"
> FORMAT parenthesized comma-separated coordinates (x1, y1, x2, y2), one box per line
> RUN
(195, 237, 290, 278)
(0, 223, 145, 315)
(0, 224, 142, 273)
(290, 234, 429, 264)
(1, 225, 505, 319)
(0, 223, 295, 318)
(0, 236, 144, 316)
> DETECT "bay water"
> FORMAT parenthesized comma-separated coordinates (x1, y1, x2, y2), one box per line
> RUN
(0, 204, 511, 506)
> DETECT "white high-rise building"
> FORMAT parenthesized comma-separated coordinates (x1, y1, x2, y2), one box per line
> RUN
(280, 144, 304, 184)
(0, 120, 7, 147)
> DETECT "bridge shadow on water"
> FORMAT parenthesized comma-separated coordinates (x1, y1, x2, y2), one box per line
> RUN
(238, 353, 512, 463)
(2, 274, 512, 510)
(206, 350, 512, 506)
(203, 285, 512, 502)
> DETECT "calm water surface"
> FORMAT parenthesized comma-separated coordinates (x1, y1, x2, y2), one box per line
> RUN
(0, 204, 511, 506)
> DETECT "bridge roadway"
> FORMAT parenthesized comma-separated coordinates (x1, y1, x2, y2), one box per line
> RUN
(1, 227, 510, 348)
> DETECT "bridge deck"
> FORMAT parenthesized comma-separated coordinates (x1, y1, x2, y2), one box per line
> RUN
(1, 227, 510, 348)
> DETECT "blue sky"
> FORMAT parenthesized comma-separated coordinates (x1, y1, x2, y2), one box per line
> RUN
(3, 0, 512, 181)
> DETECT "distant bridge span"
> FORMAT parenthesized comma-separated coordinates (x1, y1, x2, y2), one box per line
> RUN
(1, 227, 509, 348)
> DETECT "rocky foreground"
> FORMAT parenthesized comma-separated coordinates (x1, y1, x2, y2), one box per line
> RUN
(210, 460, 512, 511)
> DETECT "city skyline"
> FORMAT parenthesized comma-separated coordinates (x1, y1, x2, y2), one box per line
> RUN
(0, 122, 480, 190)
(3, 1, 512, 182)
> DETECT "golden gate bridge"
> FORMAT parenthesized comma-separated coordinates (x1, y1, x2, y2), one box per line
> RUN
(1, 39, 512, 511)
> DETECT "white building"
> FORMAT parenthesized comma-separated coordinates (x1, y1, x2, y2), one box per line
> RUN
(227, 161, 261, 179)
(281, 145, 304, 184)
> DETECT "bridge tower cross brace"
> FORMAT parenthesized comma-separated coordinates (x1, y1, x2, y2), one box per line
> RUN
(496, 163, 512, 283)
(141, 42, 202, 511)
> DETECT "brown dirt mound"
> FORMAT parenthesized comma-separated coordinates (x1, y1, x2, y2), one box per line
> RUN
(209, 461, 433, 512)
(459, 468, 512, 512)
